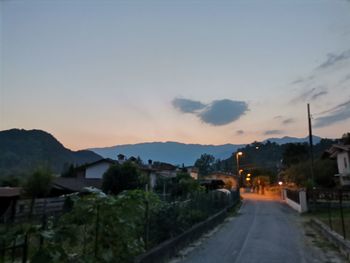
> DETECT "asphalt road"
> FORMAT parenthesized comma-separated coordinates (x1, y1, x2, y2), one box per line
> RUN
(177, 192, 340, 263)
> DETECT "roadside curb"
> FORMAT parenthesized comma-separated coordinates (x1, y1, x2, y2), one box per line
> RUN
(310, 218, 350, 260)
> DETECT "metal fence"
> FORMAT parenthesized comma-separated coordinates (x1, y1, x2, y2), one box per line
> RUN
(308, 189, 350, 239)
(0, 190, 240, 263)
(285, 189, 300, 204)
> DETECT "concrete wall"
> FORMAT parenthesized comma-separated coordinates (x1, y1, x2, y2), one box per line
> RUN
(283, 189, 308, 213)
(85, 162, 111, 179)
(337, 152, 350, 174)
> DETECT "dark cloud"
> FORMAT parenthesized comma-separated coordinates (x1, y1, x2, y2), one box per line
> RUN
(314, 99, 350, 128)
(198, 99, 249, 126)
(282, 118, 295, 125)
(263, 130, 284, 135)
(172, 98, 206, 113)
(236, 130, 244, 135)
(317, 49, 350, 70)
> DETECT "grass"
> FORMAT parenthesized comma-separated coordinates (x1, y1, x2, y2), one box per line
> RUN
(306, 208, 350, 239)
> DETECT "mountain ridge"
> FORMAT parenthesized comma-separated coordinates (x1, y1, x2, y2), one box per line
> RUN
(89, 135, 323, 166)
(0, 129, 102, 177)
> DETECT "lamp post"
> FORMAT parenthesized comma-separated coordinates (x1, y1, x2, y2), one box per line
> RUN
(236, 151, 243, 188)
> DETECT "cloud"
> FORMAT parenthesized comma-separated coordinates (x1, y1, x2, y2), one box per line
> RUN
(314, 99, 350, 128)
(317, 49, 350, 70)
(282, 118, 295, 125)
(290, 86, 328, 104)
(236, 130, 244, 135)
(263, 130, 284, 135)
(198, 100, 248, 126)
(310, 90, 328, 100)
(172, 97, 249, 126)
(172, 98, 206, 113)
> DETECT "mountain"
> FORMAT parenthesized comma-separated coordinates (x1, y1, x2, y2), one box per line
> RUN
(0, 129, 102, 177)
(263, 135, 322, 145)
(90, 135, 324, 166)
(90, 142, 245, 166)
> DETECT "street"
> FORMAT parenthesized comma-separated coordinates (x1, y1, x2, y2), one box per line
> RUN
(176, 191, 346, 263)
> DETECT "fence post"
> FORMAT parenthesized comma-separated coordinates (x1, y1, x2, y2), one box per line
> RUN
(327, 192, 333, 230)
(339, 190, 346, 239)
(94, 204, 100, 260)
(22, 233, 28, 263)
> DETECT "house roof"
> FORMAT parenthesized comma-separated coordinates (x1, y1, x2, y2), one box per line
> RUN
(327, 144, 350, 158)
(52, 178, 103, 192)
(0, 187, 21, 197)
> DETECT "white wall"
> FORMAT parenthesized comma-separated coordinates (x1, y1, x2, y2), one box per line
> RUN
(337, 152, 350, 174)
(85, 162, 111, 179)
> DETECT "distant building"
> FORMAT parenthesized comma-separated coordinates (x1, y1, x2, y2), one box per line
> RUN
(327, 144, 350, 186)
(202, 172, 238, 190)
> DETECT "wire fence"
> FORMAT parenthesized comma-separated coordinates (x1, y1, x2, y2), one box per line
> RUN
(0, 189, 240, 263)
(308, 189, 350, 240)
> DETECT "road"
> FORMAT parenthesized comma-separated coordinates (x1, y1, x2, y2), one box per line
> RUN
(176, 191, 345, 263)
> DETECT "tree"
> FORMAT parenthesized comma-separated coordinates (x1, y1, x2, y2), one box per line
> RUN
(194, 154, 215, 177)
(24, 168, 53, 198)
(341, 133, 350, 144)
(24, 168, 53, 218)
(102, 161, 141, 195)
(282, 143, 309, 167)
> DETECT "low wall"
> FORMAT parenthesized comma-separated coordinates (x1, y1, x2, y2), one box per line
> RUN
(283, 189, 308, 213)
(134, 201, 239, 263)
(310, 218, 350, 259)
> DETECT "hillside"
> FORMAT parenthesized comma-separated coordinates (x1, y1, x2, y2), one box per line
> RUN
(89, 135, 323, 166)
(90, 142, 245, 166)
(0, 129, 102, 177)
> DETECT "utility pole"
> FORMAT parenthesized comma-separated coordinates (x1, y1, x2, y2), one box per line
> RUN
(307, 103, 315, 188)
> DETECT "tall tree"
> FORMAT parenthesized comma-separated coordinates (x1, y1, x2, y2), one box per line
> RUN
(194, 154, 215, 177)
(102, 161, 141, 195)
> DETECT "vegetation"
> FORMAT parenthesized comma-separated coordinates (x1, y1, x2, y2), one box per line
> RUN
(154, 171, 203, 199)
(24, 168, 53, 198)
(0, 189, 239, 262)
(194, 154, 215, 177)
(0, 129, 102, 178)
(102, 161, 142, 195)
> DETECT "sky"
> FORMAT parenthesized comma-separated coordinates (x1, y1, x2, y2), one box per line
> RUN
(1, 0, 350, 150)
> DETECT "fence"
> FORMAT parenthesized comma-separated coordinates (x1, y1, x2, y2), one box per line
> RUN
(0, 190, 239, 263)
(308, 189, 350, 240)
(283, 188, 308, 213)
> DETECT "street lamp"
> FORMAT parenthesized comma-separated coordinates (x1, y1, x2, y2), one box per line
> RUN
(236, 151, 243, 188)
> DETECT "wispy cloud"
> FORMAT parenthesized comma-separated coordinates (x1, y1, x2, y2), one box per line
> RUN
(263, 130, 284, 136)
(290, 87, 328, 104)
(172, 98, 249, 126)
(198, 100, 248, 126)
(282, 118, 295, 125)
(314, 99, 350, 128)
(172, 98, 206, 113)
(236, 130, 244, 135)
(316, 49, 350, 70)
(311, 90, 328, 100)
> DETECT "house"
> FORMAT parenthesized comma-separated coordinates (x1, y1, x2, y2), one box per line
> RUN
(76, 158, 118, 179)
(327, 144, 350, 186)
(186, 167, 199, 180)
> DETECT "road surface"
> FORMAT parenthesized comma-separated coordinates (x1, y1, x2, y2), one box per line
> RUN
(176, 192, 345, 263)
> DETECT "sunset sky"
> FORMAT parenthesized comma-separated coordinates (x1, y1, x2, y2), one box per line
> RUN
(1, 0, 350, 150)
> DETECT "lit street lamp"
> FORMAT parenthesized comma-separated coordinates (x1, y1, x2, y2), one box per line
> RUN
(236, 151, 243, 188)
